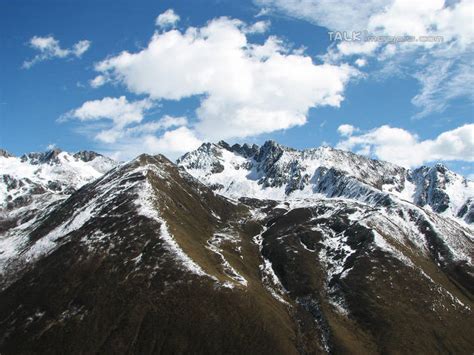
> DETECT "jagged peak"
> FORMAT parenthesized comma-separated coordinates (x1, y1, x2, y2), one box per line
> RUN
(184, 140, 380, 165)
(433, 162, 449, 173)
(412, 162, 458, 178)
(0, 149, 14, 158)
(195, 142, 219, 151)
(20, 148, 63, 164)
(261, 139, 280, 148)
(216, 140, 231, 150)
(73, 150, 104, 162)
(179, 140, 472, 183)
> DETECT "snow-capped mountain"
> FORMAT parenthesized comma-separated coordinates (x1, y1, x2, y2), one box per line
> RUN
(0, 145, 473, 353)
(0, 148, 116, 233)
(178, 140, 474, 224)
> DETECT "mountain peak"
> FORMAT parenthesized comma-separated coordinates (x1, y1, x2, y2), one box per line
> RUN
(216, 140, 231, 150)
(433, 162, 448, 173)
(135, 152, 171, 164)
(262, 139, 279, 147)
(0, 149, 13, 158)
(260, 139, 287, 152)
(20, 148, 63, 165)
(73, 150, 103, 162)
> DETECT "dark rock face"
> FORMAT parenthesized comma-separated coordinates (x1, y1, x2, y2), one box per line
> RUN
(0, 149, 13, 158)
(178, 142, 225, 174)
(410, 164, 456, 213)
(21, 148, 63, 165)
(457, 198, 474, 223)
(1, 174, 19, 190)
(73, 150, 102, 162)
(231, 142, 259, 158)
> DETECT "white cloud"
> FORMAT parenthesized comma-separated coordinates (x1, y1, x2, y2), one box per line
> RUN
(89, 75, 108, 88)
(23, 35, 91, 68)
(72, 40, 91, 57)
(101, 127, 202, 161)
(256, 0, 474, 118)
(62, 96, 198, 160)
(93, 16, 357, 141)
(62, 96, 154, 143)
(245, 20, 271, 33)
(125, 115, 188, 135)
(336, 124, 474, 167)
(354, 58, 367, 67)
(412, 60, 474, 118)
(157, 115, 188, 129)
(155, 9, 180, 28)
(146, 127, 202, 154)
(64, 96, 152, 127)
(256, 0, 391, 31)
(255, 8, 271, 17)
(337, 124, 358, 136)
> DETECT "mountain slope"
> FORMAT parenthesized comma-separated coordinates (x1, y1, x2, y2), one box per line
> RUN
(0, 154, 314, 353)
(0, 152, 473, 353)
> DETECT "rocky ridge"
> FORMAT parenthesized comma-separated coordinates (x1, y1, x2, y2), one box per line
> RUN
(178, 140, 474, 224)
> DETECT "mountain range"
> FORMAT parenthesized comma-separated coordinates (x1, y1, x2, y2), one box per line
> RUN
(0, 142, 472, 354)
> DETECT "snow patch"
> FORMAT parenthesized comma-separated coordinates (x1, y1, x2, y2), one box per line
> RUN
(135, 179, 210, 278)
(207, 232, 247, 287)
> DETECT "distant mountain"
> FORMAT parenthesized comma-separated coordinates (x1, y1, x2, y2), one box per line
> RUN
(0, 148, 116, 234)
(178, 140, 474, 224)
(0, 144, 472, 353)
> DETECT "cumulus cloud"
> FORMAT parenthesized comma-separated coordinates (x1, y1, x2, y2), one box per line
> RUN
(337, 124, 358, 136)
(63, 96, 152, 127)
(354, 58, 367, 67)
(125, 115, 188, 135)
(145, 126, 202, 154)
(71, 13, 358, 159)
(156, 9, 180, 28)
(100, 126, 202, 161)
(62, 96, 199, 160)
(89, 75, 108, 88)
(23, 35, 91, 68)
(62, 96, 154, 143)
(245, 20, 271, 33)
(93, 16, 356, 141)
(336, 124, 474, 167)
(256, 0, 474, 118)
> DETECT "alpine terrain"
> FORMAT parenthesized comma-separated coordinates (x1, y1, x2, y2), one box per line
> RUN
(0, 142, 472, 354)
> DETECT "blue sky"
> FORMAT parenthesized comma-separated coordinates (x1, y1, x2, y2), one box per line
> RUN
(0, 0, 472, 176)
